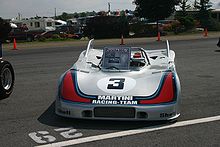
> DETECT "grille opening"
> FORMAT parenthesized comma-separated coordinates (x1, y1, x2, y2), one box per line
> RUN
(94, 107, 135, 118)
(137, 112, 148, 119)
(82, 110, 92, 117)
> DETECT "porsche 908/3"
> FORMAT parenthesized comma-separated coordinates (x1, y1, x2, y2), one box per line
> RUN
(56, 39, 181, 120)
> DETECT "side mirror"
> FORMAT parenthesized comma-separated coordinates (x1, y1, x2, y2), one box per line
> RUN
(217, 38, 220, 48)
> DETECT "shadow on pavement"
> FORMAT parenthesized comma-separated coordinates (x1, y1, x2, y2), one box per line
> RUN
(214, 50, 220, 52)
(38, 102, 174, 131)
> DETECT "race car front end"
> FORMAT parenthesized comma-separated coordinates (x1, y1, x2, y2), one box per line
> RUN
(55, 69, 181, 121)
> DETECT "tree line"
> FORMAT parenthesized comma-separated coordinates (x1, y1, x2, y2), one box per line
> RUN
(134, 0, 220, 31)
(0, 0, 219, 40)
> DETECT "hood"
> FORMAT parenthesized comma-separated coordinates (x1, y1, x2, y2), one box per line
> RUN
(60, 68, 177, 105)
(72, 68, 165, 96)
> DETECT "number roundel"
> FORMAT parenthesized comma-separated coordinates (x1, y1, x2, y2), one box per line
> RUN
(97, 77, 136, 94)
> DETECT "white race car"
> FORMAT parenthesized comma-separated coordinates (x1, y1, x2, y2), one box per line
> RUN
(56, 39, 181, 120)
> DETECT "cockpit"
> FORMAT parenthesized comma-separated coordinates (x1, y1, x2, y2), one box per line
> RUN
(82, 39, 152, 72)
(76, 39, 173, 73)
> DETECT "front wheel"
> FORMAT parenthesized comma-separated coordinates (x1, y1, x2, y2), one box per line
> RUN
(0, 60, 15, 99)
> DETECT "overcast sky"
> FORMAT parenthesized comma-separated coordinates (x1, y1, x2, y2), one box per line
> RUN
(0, 0, 219, 19)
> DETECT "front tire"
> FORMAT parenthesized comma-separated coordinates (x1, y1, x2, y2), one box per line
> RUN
(0, 60, 15, 99)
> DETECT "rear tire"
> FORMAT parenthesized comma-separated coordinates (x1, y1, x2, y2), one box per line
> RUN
(0, 60, 15, 99)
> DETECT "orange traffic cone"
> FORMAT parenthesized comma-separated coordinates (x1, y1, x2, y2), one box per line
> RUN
(120, 35, 125, 45)
(12, 38, 18, 50)
(157, 32, 161, 41)
(204, 28, 208, 37)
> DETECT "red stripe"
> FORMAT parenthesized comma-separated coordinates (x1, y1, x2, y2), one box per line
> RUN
(140, 72, 174, 104)
(61, 71, 91, 103)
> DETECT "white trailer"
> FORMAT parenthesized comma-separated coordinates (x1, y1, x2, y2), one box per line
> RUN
(11, 17, 56, 32)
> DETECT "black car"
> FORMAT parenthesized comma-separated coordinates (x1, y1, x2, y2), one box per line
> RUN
(0, 43, 14, 99)
(8, 28, 35, 42)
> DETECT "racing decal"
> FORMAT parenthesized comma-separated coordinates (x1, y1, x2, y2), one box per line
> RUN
(61, 71, 91, 103)
(97, 77, 136, 94)
(92, 95, 138, 105)
(107, 78, 125, 89)
(61, 70, 177, 105)
(138, 72, 176, 104)
(160, 112, 176, 118)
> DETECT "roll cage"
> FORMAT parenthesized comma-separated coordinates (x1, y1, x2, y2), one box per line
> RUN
(84, 39, 171, 71)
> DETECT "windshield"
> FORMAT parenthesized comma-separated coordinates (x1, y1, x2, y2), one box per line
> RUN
(100, 47, 149, 71)
(101, 47, 131, 71)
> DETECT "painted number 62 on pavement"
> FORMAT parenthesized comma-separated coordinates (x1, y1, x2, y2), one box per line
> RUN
(28, 128, 83, 144)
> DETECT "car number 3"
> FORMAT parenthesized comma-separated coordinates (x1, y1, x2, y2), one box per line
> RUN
(107, 78, 125, 89)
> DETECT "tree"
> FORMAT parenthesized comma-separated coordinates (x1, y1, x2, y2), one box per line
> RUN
(97, 11, 107, 16)
(134, 0, 177, 32)
(175, 0, 195, 31)
(73, 12, 79, 18)
(0, 17, 11, 42)
(194, 0, 212, 11)
(79, 12, 87, 17)
(193, 0, 199, 10)
(194, 0, 212, 28)
(87, 11, 97, 16)
(134, 0, 178, 20)
(83, 16, 129, 39)
(179, 0, 191, 16)
(57, 12, 72, 21)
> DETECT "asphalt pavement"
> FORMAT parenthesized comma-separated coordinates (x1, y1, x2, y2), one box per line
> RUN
(0, 37, 220, 147)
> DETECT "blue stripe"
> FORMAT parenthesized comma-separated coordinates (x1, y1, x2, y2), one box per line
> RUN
(61, 99, 177, 106)
(134, 71, 178, 101)
(133, 72, 168, 100)
(71, 69, 97, 99)
(69, 68, 178, 103)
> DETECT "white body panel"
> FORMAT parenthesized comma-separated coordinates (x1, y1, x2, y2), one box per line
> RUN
(73, 46, 176, 97)
(56, 40, 181, 120)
